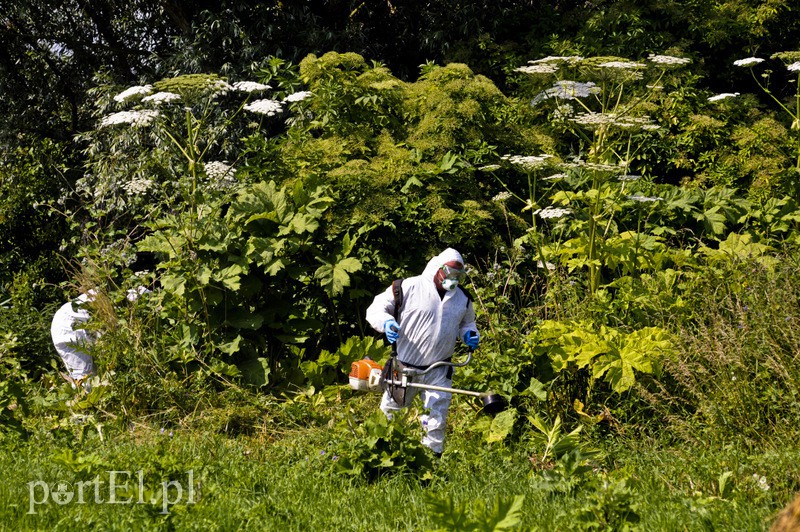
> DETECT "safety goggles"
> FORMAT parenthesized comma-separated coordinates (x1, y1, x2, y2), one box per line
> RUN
(441, 264, 466, 282)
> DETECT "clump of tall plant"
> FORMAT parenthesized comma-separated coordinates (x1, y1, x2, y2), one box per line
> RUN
(710, 51, 800, 196)
(66, 67, 370, 413)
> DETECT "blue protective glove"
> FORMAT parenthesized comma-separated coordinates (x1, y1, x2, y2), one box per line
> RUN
(464, 330, 480, 350)
(384, 319, 401, 344)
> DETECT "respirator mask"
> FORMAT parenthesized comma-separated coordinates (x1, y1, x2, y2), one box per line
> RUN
(440, 264, 466, 291)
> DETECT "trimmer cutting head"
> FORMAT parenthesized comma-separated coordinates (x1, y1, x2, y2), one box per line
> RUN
(480, 393, 506, 415)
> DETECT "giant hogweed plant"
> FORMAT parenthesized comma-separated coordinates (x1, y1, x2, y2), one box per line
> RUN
(501, 54, 696, 295)
(69, 72, 366, 385)
(467, 56, 692, 407)
(715, 51, 800, 195)
(486, 54, 793, 295)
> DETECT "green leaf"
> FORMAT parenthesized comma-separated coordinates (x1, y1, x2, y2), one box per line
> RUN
(214, 264, 245, 291)
(238, 357, 271, 387)
(161, 274, 187, 297)
(595, 327, 672, 393)
(486, 408, 517, 444)
(137, 231, 185, 256)
(231, 181, 294, 226)
(226, 310, 264, 330)
(209, 358, 240, 377)
(522, 377, 547, 401)
(718, 471, 734, 499)
(217, 335, 242, 356)
(478, 495, 525, 532)
(285, 212, 320, 234)
(303, 194, 334, 217)
(426, 495, 473, 531)
(401, 176, 424, 193)
(314, 257, 362, 296)
(696, 205, 727, 235)
(246, 237, 288, 275)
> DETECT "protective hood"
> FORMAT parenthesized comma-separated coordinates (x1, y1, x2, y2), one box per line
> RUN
(421, 248, 464, 278)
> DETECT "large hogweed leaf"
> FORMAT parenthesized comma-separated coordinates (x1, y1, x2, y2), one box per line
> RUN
(314, 231, 364, 297)
(525, 321, 673, 393)
(590, 326, 673, 393)
(699, 232, 773, 264)
(229, 181, 294, 227)
(314, 257, 362, 297)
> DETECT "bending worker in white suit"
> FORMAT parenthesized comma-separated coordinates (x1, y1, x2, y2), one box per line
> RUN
(366, 248, 480, 456)
(50, 291, 97, 388)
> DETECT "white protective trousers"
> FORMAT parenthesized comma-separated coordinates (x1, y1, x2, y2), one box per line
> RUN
(379, 365, 453, 454)
(50, 294, 95, 380)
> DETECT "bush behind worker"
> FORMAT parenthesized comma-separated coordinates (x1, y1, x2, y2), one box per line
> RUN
(366, 248, 480, 456)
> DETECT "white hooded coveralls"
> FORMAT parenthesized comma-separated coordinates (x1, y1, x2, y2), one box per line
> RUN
(365, 248, 478, 453)
(50, 293, 95, 380)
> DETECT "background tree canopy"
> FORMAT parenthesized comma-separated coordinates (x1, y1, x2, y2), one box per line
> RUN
(4, 0, 799, 142)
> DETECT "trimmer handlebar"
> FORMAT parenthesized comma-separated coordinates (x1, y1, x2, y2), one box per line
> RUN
(402, 349, 473, 376)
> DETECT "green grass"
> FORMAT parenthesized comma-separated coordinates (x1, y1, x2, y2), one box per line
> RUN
(0, 391, 794, 532)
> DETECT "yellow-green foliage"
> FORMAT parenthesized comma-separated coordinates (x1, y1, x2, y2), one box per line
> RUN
(730, 117, 789, 195)
(405, 63, 506, 154)
(323, 131, 419, 229)
(153, 73, 229, 104)
(298, 52, 409, 147)
(299, 52, 370, 81)
(277, 52, 553, 255)
(578, 56, 647, 84)
(771, 50, 800, 64)
(281, 135, 363, 181)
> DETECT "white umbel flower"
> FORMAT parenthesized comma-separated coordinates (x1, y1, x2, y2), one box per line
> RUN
(627, 194, 662, 202)
(283, 91, 312, 103)
(100, 110, 159, 128)
(142, 92, 181, 104)
(113, 85, 152, 102)
(708, 93, 740, 102)
(501, 154, 554, 169)
(787, 62, 800, 72)
(244, 99, 283, 116)
(733, 57, 765, 67)
(570, 112, 657, 130)
(648, 54, 691, 65)
(209, 78, 233, 96)
(203, 161, 236, 181)
(233, 81, 272, 92)
(552, 104, 575, 120)
(492, 191, 512, 202)
(543, 173, 567, 180)
(528, 56, 584, 64)
(534, 206, 571, 219)
(122, 177, 154, 195)
(533, 81, 600, 104)
(598, 61, 646, 69)
(515, 64, 559, 74)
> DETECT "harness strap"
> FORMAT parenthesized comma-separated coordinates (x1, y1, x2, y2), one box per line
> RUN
(398, 357, 452, 370)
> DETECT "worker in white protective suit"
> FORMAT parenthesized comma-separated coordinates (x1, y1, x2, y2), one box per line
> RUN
(50, 291, 97, 389)
(366, 248, 480, 456)
(51, 286, 149, 389)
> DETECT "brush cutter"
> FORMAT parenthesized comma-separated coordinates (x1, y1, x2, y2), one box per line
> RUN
(349, 350, 506, 415)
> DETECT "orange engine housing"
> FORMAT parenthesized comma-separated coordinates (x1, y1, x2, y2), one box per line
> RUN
(349, 358, 383, 391)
